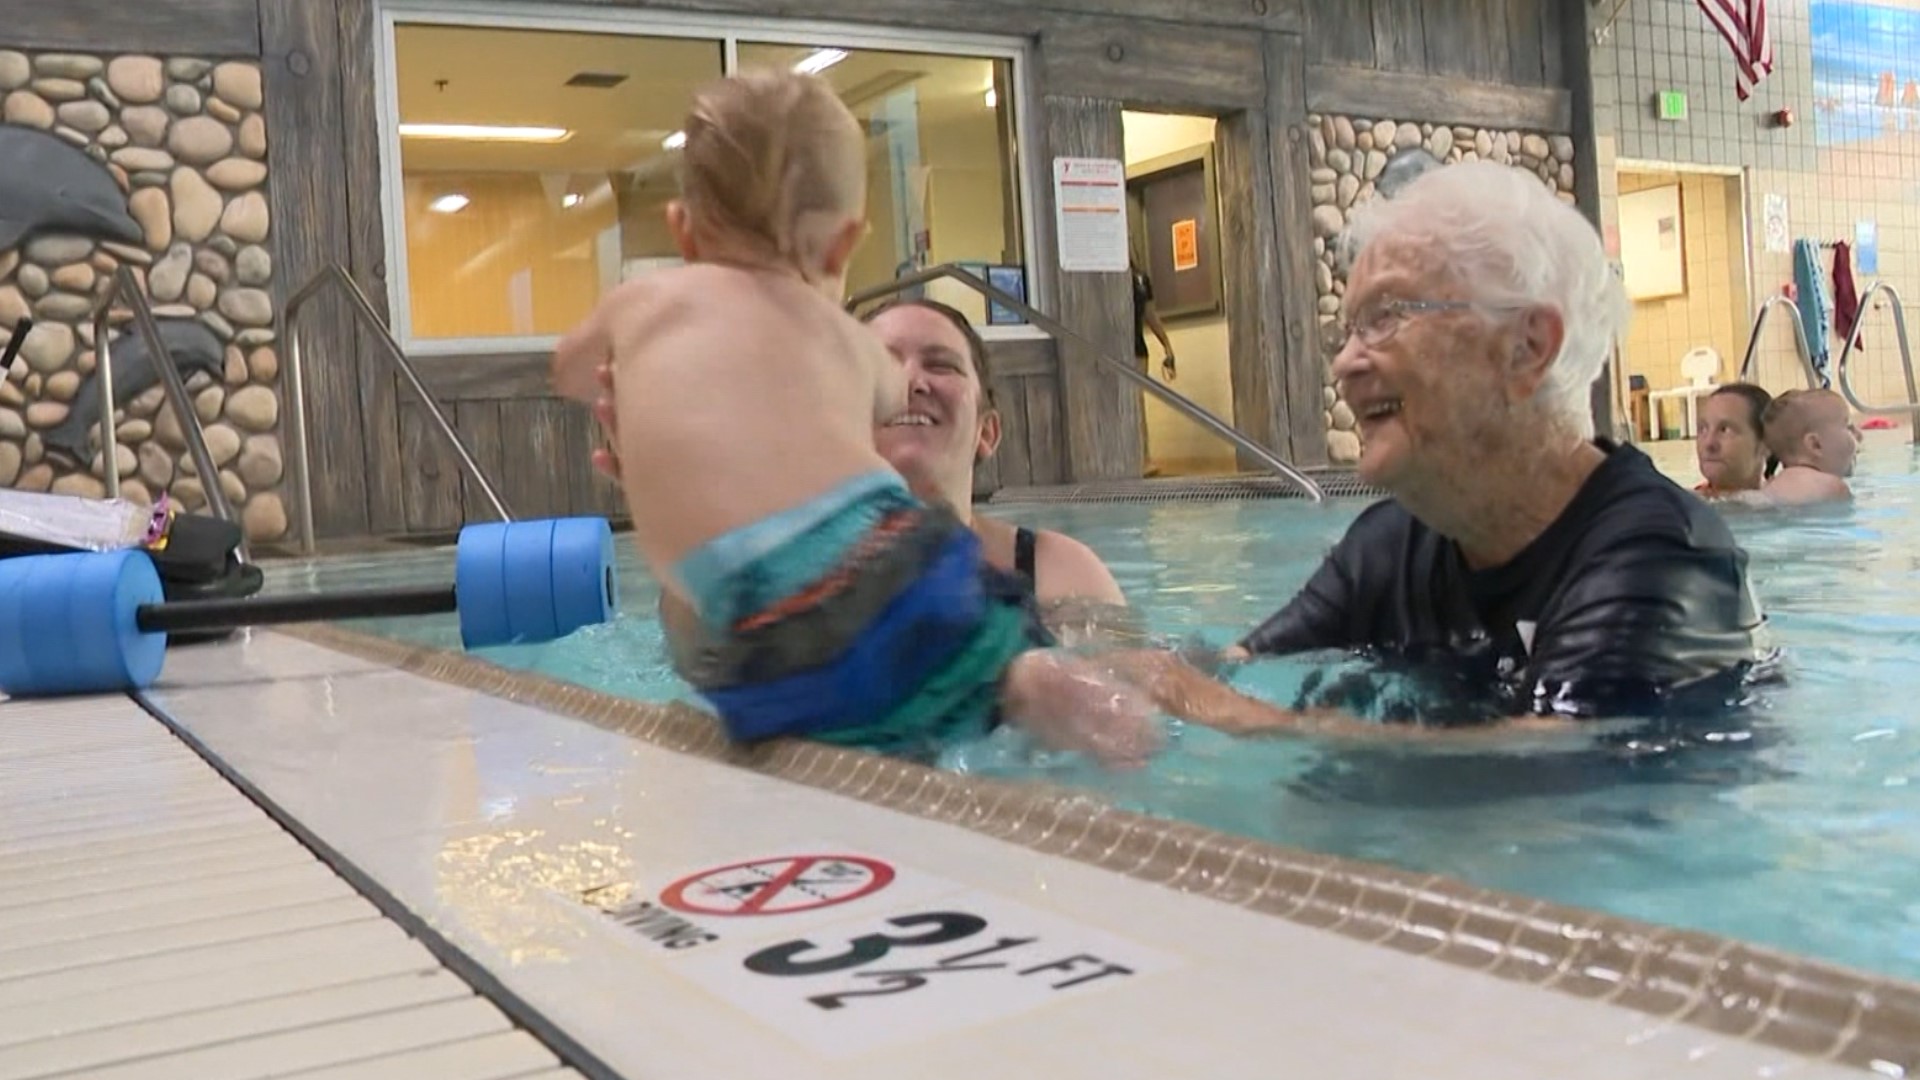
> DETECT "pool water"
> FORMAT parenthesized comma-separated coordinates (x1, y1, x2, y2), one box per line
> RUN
(274, 436, 1920, 984)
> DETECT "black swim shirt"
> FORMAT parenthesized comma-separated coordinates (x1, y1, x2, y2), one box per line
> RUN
(1239, 441, 1767, 723)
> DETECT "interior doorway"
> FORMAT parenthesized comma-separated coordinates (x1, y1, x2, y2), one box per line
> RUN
(1121, 110, 1237, 477)
(1614, 165, 1752, 442)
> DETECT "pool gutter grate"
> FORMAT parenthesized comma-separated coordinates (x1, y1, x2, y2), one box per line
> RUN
(985, 471, 1388, 505)
(277, 621, 1920, 1076)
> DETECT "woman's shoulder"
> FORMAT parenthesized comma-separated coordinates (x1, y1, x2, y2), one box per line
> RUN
(1030, 527, 1127, 606)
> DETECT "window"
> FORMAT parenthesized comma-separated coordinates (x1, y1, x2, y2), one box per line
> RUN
(734, 44, 1025, 325)
(379, 7, 1035, 352)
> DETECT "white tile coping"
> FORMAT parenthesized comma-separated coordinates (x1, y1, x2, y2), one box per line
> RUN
(88, 627, 1874, 1080)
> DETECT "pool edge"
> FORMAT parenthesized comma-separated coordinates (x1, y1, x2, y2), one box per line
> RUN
(274, 621, 1920, 1075)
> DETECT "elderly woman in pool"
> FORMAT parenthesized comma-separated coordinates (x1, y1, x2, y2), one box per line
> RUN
(859, 298, 1126, 610)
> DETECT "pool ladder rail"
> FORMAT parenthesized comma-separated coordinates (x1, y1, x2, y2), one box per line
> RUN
(81, 264, 515, 558)
(1739, 283, 1920, 444)
(86, 267, 252, 563)
(846, 263, 1327, 503)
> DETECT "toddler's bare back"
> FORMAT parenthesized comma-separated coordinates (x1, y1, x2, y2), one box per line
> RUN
(600, 263, 903, 587)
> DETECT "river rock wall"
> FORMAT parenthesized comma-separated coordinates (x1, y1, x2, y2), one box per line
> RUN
(0, 49, 286, 543)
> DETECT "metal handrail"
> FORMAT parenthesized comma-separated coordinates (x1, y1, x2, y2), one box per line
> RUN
(94, 265, 249, 563)
(1737, 294, 1824, 390)
(1833, 284, 1920, 439)
(282, 265, 515, 554)
(846, 263, 1327, 502)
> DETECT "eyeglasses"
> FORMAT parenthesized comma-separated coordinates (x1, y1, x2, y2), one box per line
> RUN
(1337, 297, 1476, 348)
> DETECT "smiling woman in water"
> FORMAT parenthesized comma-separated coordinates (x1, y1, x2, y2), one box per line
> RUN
(860, 298, 1126, 614)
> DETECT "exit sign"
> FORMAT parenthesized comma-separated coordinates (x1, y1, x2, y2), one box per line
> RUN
(1657, 90, 1689, 121)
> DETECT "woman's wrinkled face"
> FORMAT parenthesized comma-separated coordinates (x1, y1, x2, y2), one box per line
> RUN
(1696, 394, 1767, 491)
(869, 305, 998, 491)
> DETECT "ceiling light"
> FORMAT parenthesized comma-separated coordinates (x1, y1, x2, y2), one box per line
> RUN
(399, 123, 572, 143)
(429, 193, 469, 213)
(984, 87, 998, 108)
(793, 48, 848, 75)
(662, 130, 687, 150)
(562, 193, 583, 209)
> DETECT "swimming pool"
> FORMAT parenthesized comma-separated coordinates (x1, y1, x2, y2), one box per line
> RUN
(271, 435, 1920, 986)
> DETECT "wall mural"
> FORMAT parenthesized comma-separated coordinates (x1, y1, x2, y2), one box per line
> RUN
(1305, 114, 1577, 464)
(1812, 0, 1920, 146)
(0, 50, 287, 543)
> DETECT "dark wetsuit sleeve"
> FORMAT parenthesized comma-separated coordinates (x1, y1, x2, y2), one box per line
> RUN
(1238, 550, 1356, 655)
(1523, 536, 1758, 716)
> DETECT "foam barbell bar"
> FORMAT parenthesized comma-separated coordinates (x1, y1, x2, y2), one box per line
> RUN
(0, 516, 618, 699)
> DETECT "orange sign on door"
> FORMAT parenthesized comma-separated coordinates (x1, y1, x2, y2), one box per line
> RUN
(1171, 218, 1199, 271)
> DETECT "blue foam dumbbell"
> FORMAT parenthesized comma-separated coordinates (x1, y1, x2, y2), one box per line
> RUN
(0, 516, 619, 699)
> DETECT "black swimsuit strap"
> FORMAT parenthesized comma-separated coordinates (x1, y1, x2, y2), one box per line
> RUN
(1014, 526, 1038, 586)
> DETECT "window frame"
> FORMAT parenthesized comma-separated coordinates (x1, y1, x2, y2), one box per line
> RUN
(375, 0, 1051, 356)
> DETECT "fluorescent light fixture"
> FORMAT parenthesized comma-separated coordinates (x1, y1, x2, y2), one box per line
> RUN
(399, 123, 572, 143)
(562, 193, 583, 209)
(793, 48, 848, 75)
(429, 193, 469, 213)
(662, 130, 687, 150)
(984, 87, 998, 108)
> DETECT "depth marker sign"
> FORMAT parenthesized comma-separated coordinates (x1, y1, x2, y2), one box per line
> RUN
(660, 855, 896, 917)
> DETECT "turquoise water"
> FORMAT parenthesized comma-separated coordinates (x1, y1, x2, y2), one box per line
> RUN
(272, 438, 1920, 984)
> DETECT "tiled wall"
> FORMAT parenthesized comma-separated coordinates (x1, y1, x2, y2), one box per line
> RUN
(1592, 0, 1920, 411)
(1619, 170, 1749, 430)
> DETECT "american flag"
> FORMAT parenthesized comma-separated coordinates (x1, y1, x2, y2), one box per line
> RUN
(1697, 0, 1775, 101)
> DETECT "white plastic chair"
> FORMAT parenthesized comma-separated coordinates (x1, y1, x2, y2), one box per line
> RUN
(1647, 346, 1722, 439)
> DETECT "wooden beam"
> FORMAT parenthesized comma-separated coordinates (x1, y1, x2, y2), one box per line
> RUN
(1040, 96, 1142, 481)
(415, 354, 556, 402)
(1302, 0, 1377, 67)
(563, 0, 1297, 34)
(336, 0, 406, 534)
(1266, 34, 1329, 466)
(1505, 0, 1548, 87)
(1040, 14, 1265, 111)
(1216, 108, 1291, 470)
(397, 400, 463, 533)
(262, 0, 370, 538)
(1306, 64, 1573, 131)
(1371, 0, 1429, 74)
(986, 337, 1057, 380)
(1558, 0, 1616, 439)
(0, 0, 259, 56)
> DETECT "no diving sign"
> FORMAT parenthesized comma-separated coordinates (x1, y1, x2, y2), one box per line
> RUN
(580, 845, 1174, 1056)
(660, 855, 895, 917)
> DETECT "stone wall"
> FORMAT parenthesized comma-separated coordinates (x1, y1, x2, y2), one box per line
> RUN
(1306, 114, 1579, 464)
(0, 50, 287, 543)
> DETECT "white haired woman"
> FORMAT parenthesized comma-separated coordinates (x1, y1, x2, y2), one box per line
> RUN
(1228, 161, 1768, 729)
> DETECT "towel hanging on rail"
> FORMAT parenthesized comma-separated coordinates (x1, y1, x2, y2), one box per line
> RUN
(1832, 240, 1863, 351)
(1793, 238, 1833, 386)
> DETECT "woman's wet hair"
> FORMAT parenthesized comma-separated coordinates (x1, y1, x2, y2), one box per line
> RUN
(1709, 382, 1779, 480)
(859, 298, 997, 409)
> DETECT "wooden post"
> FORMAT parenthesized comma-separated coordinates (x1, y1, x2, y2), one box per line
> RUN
(1216, 109, 1292, 471)
(1560, 0, 1619, 440)
(335, 0, 407, 532)
(1041, 96, 1144, 481)
(1264, 32, 1330, 466)
(262, 0, 372, 538)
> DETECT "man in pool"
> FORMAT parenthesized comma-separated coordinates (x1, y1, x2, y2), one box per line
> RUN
(1751, 388, 1860, 507)
(1226, 161, 1769, 728)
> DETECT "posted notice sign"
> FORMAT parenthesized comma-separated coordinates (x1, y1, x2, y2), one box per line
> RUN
(1052, 157, 1130, 273)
